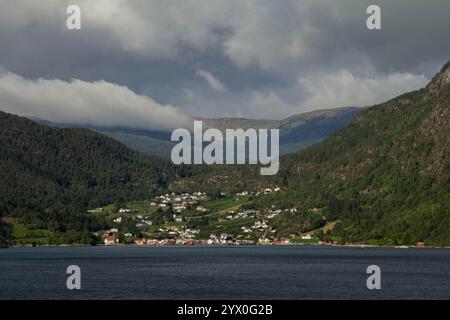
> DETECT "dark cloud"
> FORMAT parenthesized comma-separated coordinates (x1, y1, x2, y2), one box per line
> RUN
(0, 0, 448, 123)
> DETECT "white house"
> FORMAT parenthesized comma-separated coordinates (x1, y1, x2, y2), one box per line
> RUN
(104, 235, 118, 245)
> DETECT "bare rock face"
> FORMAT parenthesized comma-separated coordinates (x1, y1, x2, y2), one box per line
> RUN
(427, 60, 450, 94)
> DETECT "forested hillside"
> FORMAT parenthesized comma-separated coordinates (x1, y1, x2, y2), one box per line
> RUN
(263, 61, 450, 246)
(172, 61, 450, 246)
(0, 213, 10, 247)
(0, 111, 191, 245)
(1, 61, 449, 247)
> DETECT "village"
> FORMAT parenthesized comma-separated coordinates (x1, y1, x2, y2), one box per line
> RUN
(91, 187, 323, 247)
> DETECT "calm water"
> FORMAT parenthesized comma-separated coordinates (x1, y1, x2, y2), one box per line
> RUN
(0, 245, 449, 300)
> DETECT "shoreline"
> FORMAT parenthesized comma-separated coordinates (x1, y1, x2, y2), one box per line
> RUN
(4, 243, 450, 250)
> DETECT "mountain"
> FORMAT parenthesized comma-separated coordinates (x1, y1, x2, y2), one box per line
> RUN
(277, 107, 363, 154)
(169, 61, 450, 246)
(0, 111, 192, 244)
(200, 107, 363, 154)
(261, 61, 450, 246)
(37, 107, 362, 159)
(2, 61, 448, 247)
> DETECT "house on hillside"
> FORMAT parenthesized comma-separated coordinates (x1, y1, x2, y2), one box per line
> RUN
(104, 234, 119, 245)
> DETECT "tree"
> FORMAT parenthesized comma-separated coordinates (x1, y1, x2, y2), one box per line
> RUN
(206, 189, 221, 200)
(0, 217, 11, 247)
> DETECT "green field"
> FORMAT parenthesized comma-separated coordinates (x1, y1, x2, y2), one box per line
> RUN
(11, 222, 53, 245)
(203, 196, 251, 211)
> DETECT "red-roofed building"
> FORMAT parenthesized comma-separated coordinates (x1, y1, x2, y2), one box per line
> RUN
(104, 234, 119, 245)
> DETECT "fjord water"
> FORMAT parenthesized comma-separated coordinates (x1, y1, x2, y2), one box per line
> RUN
(0, 246, 449, 300)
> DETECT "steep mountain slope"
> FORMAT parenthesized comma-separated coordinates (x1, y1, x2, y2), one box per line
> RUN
(169, 61, 450, 246)
(269, 61, 450, 246)
(278, 107, 362, 153)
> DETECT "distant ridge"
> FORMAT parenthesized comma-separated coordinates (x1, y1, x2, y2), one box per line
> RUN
(31, 107, 363, 159)
(0, 110, 186, 245)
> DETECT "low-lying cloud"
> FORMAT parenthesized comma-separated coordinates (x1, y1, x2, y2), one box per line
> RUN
(0, 71, 190, 131)
(298, 70, 429, 109)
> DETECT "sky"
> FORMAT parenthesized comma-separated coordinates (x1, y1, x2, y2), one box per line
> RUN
(0, 0, 449, 130)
